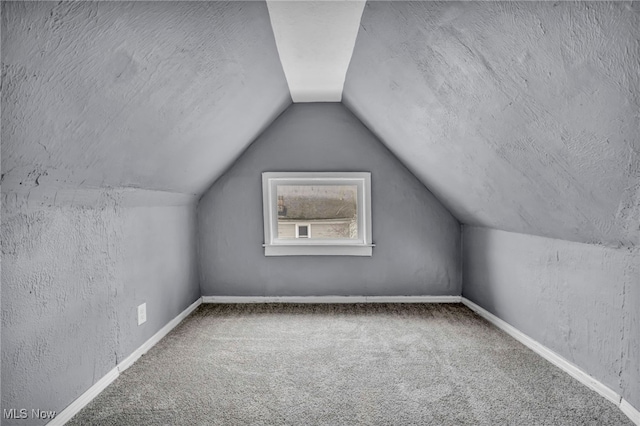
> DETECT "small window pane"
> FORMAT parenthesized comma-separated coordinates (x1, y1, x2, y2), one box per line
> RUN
(276, 185, 358, 240)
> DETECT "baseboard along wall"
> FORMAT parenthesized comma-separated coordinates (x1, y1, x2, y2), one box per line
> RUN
(460, 298, 640, 426)
(48, 295, 639, 426)
(621, 399, 640, 426)
(201, 295, 462, 304)
(48, 297, 203, 426)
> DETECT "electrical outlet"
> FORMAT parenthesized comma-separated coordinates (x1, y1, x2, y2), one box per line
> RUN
(137, 303, 147, 325)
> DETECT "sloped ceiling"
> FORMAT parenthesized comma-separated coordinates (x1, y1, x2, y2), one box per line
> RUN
(344, 1, 639, 247)
(3, 1, 638, 247)
(1, 1, 290, 195)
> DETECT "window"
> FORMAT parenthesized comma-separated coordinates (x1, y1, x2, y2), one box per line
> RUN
(262, 172, 373, 256)
(296, 223, 310, 238)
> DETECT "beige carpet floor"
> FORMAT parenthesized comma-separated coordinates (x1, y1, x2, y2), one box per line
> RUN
(69, 303, 633, 425)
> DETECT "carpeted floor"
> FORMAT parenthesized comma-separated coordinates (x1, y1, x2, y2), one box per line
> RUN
(69, 303, 633, 425)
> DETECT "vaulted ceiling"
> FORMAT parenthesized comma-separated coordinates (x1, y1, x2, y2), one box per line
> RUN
(2, 1, 290, 195)
(2, 1, 638, 247)
(343, 1, 639, 247)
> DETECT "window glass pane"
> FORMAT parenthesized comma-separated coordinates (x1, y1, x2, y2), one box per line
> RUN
(276, 185, 358, 240)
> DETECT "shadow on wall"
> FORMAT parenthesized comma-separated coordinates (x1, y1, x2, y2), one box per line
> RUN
(462, 225, 501, 311)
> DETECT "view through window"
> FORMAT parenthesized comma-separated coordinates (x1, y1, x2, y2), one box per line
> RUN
(276, 185, 358, 240)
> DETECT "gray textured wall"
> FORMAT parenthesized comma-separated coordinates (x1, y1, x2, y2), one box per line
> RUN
(1, 189, 200, 425)
(462, 226, 640, 411)
(198, 103, 460, 297)
(344, 1, 639, 247)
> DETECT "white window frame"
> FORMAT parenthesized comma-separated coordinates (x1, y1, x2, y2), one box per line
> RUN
(262, 172, 373, 256)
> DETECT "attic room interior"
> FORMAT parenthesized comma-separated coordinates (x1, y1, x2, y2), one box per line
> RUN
(1, 1, 638, 425)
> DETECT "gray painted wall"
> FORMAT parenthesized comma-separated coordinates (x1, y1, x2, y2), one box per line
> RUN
(344, 1, 639, 247)
(462, 226, 640, 411)
(198, 103, 460, 296)
(1, 189, 200, 425)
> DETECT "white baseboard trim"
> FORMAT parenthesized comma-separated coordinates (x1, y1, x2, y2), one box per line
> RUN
(202, 295, 462, 304)
(461, 298, 619, 404)
(118, 297, 202, 373)
(47, 367, 119, 426)
(461, 297, 640, 426)
(49, 295, 639, 425)
(621, 399, 640, 425)
(49, 297, 202, 425)
(366, 296, 462, 303)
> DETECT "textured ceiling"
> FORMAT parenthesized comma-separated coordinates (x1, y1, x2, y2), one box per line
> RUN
(344, 1, 639, 247)
(2, 1, 638, 248)
(1, 1, 290, 195)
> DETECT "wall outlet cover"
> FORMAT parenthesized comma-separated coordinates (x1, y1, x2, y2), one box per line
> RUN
(137, 303, 147, 325)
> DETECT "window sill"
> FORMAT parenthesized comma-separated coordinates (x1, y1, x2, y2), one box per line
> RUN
(263, 244, 374, 256)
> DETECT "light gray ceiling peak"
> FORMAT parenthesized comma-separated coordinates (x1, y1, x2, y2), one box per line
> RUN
(343, 1, 639, 247)
(266, 0, 365, 102)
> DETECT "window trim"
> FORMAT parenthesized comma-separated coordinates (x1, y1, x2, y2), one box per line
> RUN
(262, 172, 373, 256)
